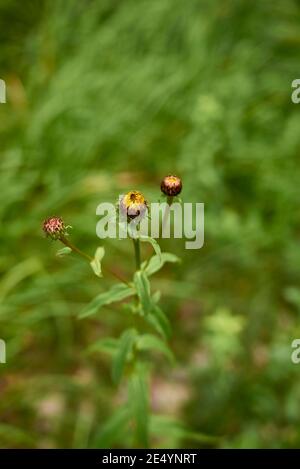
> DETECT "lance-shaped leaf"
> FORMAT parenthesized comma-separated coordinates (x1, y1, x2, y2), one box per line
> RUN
(86, 337, 119, 356)
(150, 415, 218, 445)
(92, 407, 130, 448)
(134, 271, 152, 315)
(112, 329, 137, 384)
(136, 334, 175, 364)
(80, 283, 135, 318)
(128, 365, 149, 447)
(146, 304, 172, 339)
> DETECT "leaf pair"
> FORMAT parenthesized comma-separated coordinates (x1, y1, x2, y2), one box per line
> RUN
(138, 236, 181, 277)
(90, 246, 105, 278)
(56, 246, 106, 279)
(81, 277, 172, 340)
(89, 329, 175, 385)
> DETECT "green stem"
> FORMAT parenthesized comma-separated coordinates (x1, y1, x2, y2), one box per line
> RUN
(60, 235, 130, 286)
(133, 238, 141, 271)
(166, 195, 174, 206)
(162, 195, 173, 235)
(60, 235, 93, 261)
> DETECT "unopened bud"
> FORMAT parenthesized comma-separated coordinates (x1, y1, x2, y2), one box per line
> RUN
(160, 175, 182, 197)
(42, 216, 66, 240)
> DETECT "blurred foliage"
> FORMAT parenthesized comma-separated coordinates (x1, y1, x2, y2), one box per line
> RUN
(0, 0, 300, 448)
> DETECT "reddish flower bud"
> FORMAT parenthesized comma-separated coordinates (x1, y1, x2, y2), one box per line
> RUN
(119, 191, 148, 220)
(160, 175, 182, 197)
(43, 216, 66, 240)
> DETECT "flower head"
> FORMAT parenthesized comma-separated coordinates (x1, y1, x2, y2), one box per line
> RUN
(160, 175, 182, 197)
(119, 191, 148, 220)
(42, 216, 66, 240)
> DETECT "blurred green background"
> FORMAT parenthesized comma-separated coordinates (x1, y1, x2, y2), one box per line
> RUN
(1, 0, 300, 448)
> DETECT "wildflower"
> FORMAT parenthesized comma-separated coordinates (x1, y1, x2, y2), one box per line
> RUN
(119, 191, 148, 220)
(160, 175, 182, 197)
(42, 216, 66, 240)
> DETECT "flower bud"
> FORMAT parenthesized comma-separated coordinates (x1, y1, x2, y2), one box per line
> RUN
(43, 216, 66, 240)
(160, 175, 182, 197)
(119, 191, 148, 220)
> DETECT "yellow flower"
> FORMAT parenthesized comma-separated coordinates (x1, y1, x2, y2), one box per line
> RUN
(119, 191, 148, 220)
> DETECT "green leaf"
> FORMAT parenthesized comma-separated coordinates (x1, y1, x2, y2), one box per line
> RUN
(112, 329, 137, 384)
(152, 290, 161, 303)
(56, 246, 72, 257)
(150, 415, 218, 446)
(128, 365, 149, 447)
(134, 271, 152, 314)
(139, 236, 161, 261)
(136, 334, 175, 364)
(79, 283, 135, 318)
(90, 246, 105, 277)
(91, 407, 130, 448)
(146, 305, 172, 339)
(86, 337, 119, 356)
(142, 252, 180, 276)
